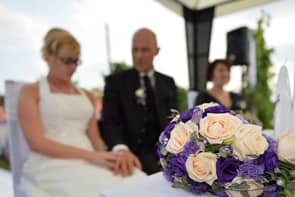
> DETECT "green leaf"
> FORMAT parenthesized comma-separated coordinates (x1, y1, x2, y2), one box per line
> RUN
(283, 188, 295, 197)
(211, 182, 221, 192)
(222, 136, 235, 145)
(286, 181, 295, 190)
(279, 161, 295, 170)
(228, 182, 250, 190)
(160, 148, 168, 156)
(241, 191, 251, 197)
(190, 132, 199, 141)
(205, 144, 222, 153)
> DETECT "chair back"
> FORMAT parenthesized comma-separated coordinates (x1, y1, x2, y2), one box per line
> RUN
(5, 80, 30, 197)
(274, 65, 295, 138)
(187, 90, 198, 108)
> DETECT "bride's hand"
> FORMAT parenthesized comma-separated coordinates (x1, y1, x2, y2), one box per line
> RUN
(113, 150, 142, 176)
(88, 151, 118, 169)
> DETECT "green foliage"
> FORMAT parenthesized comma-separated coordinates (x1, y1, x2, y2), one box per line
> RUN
(244, 13, 274, 129)
(0, 155, 10, 170)
(177, 87, 188, 112)
(111, 62, 130, 73)
(279, 161, 295, 196)
(0, 94, 4, 105)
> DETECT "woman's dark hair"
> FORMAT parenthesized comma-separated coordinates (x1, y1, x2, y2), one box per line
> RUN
(207, 59, 232, 81)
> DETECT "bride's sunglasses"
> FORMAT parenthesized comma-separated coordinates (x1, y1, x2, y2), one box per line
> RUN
(58, 56, 82, 66)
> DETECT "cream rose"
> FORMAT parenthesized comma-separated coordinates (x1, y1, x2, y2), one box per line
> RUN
(185, 152, 217, 185)
(199, 113, 242, 144)
(197, 102, 219, 111)
(232, 124, 269, 161)
(165, 121, 197, 154)
(278, 133, 295, 165)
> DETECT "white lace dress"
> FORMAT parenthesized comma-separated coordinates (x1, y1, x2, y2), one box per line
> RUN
(20, 78, 145, 197)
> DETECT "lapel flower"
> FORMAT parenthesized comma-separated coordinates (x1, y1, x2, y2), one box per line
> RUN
(135, 87, 145, 105)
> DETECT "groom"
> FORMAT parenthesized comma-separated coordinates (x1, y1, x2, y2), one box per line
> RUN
(101, 28, 177, 175)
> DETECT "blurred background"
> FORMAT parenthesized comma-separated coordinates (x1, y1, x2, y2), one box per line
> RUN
(1, 0, 295, 195)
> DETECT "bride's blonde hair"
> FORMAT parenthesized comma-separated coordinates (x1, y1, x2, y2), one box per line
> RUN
(42, 28, 80, 60)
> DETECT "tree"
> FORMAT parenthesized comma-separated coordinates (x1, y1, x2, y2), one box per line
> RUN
(111, 62, 130, 73)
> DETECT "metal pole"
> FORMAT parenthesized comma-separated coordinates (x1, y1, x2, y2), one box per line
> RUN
(105, 24, 112, 73)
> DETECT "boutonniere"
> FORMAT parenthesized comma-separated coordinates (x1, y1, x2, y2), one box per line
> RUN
(135, 87, 145, 105)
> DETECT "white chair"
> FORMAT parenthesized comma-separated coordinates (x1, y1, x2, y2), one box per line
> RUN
(187, 90, 198, 108)
(291, 66, 295, 135)
(273, 66, 292, 139)
(5, 80, 30, 197)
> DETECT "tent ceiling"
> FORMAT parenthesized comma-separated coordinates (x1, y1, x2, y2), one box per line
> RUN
(157, 0, 279, 17)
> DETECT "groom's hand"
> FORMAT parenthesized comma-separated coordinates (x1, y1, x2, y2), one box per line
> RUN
(114, 150, 142, 176)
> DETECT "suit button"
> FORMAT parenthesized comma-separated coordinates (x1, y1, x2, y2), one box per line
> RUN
(141, 128, 145, 133)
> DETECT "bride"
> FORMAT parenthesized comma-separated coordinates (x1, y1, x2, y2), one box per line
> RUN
(18, 28, 145, 197)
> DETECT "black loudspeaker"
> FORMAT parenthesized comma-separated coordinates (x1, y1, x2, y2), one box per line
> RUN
(226, 27, 250, 65)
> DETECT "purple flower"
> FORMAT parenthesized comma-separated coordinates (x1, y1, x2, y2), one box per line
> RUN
(159, 121, 176, 143)
(184, 140, 199, 157)
(264, 135, 278, 152)
(216, 157, 240, 184)
(191, 107, 203, 125)
(166, 154, 187, 178)
(239, 159, 265, 180)
(179, 107, 195, 122)
(202, 105, 230, 117)
(258, 136, 278, 172)
(187, 178, 210, 193)
(263, 150, 278, 172)
(263, 185, 277, 197)
(259, 149, 278, 173)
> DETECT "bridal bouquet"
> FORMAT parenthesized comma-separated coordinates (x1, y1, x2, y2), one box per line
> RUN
(157, 103, 295, 196)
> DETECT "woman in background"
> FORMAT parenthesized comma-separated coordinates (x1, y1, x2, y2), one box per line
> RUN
(195, 59, 244, 110)
(18, 28, 144, 197)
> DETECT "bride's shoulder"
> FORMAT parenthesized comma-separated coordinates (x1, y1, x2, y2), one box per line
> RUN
(20, 82, 39, 99)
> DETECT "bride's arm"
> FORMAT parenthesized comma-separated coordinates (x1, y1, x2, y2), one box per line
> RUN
(83, 90, 106, 152)
(18, 84, 116, 168)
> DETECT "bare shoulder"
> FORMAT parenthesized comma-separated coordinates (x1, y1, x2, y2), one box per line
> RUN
(20, 82, 39, 100)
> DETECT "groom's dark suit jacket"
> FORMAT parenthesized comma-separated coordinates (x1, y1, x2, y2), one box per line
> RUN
(101, 68, 177, 174)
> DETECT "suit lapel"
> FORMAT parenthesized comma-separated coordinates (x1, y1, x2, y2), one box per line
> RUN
(126, 69, 145, 111)
(154, 73, 165, 118)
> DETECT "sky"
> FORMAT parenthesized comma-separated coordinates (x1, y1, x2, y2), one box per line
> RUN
(0, 0, 294, 95)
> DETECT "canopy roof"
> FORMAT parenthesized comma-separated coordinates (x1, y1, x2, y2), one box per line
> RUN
(157, 0, 278, 17)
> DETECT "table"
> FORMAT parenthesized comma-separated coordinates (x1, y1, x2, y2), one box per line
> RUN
(100, 172, 215, 197)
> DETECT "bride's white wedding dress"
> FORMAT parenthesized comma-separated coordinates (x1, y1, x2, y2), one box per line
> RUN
(20, 77, 146, 197)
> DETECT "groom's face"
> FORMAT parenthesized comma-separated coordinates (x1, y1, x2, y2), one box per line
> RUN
(132, 30, 159, 73)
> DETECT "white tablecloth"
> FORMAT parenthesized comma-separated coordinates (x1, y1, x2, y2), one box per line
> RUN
(0, 169, 13, 197)
(100, 172, 215, 197)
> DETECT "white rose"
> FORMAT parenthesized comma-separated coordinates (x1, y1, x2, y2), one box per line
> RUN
(199, 113, 242, 144)
(197, 102, 219, 111)
(232, 124, 269, 161)
(185, 152, 217, 185)
(165, 121, 197, 154)
(278, 133, 295, 165)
